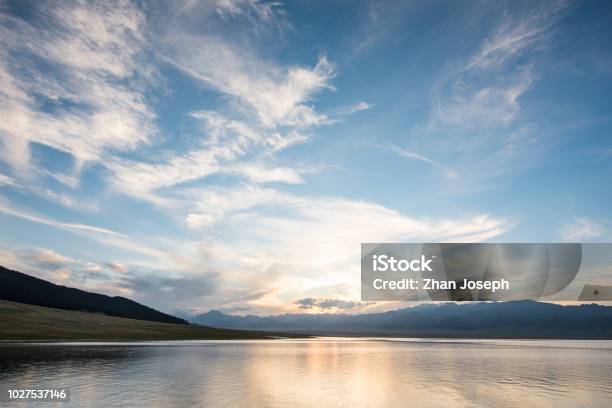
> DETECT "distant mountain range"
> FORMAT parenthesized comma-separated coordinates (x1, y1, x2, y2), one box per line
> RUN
(0, 265, 186, 325)
(3, 264, 611, 339)
(192, 301, 612, 339)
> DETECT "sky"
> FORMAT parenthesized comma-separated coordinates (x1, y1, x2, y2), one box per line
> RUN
(0, 0, 611, 316)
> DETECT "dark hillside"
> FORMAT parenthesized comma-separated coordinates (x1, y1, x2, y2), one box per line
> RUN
(0, 265, 186, 324)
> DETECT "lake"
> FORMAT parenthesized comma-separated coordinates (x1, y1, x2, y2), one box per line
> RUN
(0, 338, 611, 407)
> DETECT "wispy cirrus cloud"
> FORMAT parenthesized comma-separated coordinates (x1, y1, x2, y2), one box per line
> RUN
(0, 0, 528, 315)
(432, 70, 534, 128)
(0, 0, 360, 212)
(0, 169, 98, 212)
(0, 0, 155, 174)
(378, 144, 458, 179)
(0, 198, 198, 271)
(88, 0, 337, 204)
(0, 198, 125, 237)
(104, 114, 310, 205)
(159, 41, 335, 129)
(184, 185, 298, 229)
(0, 172, 18, 187)
(561, 217, 606, 241)
(329, 101, 373, 117)
(395, 1, 572, 193)
(431, 1, 568, 131)
(467, 0, 568, 71)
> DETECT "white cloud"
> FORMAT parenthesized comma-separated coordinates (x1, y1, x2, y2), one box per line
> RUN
(431, 3, 567, 130)
(214, 0, 281, 23)
(0, 248, 21, 270)
(106, 110, 311, 203)
(32, 248, 76, 266)
(184, 185, 297, 228)
(0, 198, 193, 269)
(403, 2, 572, 194)
(107, 261, 128, 273)
(228, 162, 304, 184)
(468, 1, 568, 71)
(379, 144, 458, 179)
(561, 218, 606, 241)
(0, 1, 336, 209)
(105, 146, 307, 206)
(84, 262, 102, 273)
(0, 0, 154, 172)
(0, 1, 525, 315)
(0, 198, 125, 237)
(433, 71, 534, 128)
(106, 148, 223, 204)
(331, 101, 372, 117)
(0, 247, 81, 285)
(0, 246, 160, 298)
(40, 170, 80, 189)
(38, 189, 77, 208)
(0, 172, 18, 187)
(169, 0, 288, 35)
(0, 171, 96, 212)
(182, 185, 514, 313)
(159, 24, 335, 129)
(190, 110, 311, 154)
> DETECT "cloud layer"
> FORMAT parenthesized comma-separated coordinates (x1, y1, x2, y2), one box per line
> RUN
(3, 0, 603, 315)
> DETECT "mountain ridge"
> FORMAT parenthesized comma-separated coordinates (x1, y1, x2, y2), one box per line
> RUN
(191, 301, 612, 339)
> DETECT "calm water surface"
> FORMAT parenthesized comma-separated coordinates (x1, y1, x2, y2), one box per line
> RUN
(0, 338, 610, 407)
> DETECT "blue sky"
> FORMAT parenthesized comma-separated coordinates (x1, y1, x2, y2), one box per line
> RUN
(0, 0, 611, 315)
